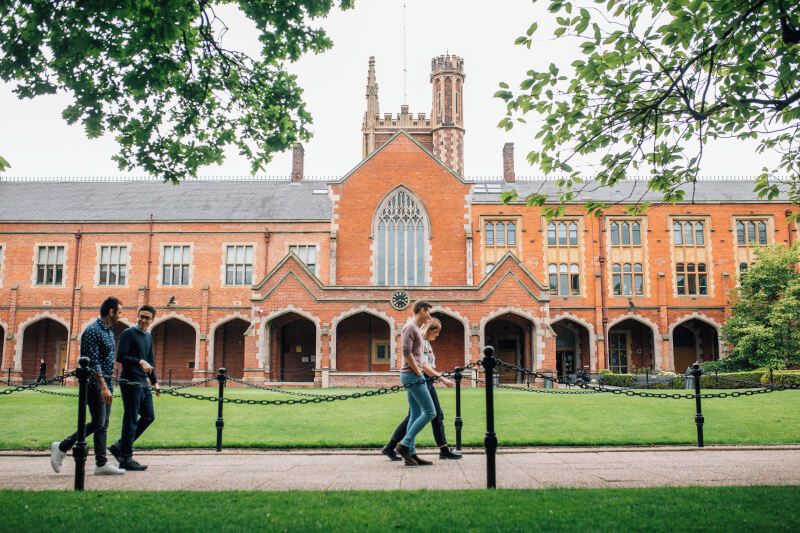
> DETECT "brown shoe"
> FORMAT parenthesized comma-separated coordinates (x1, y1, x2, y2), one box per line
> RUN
(395, 444, 418, 466)
(412, 454, 433, 466)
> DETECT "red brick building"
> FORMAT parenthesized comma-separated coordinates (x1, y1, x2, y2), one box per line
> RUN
(0, 54, 795, 386)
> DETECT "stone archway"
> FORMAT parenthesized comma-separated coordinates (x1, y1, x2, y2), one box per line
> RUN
(151, 318, 197, 384)
(430, 311, 467, 373)
(483, 312, 535, 384)
(334, 312, 392, 372)
(211, 318, 249, 379)
(671, 317, 721, 373)
(266, 312, 317, 382)
(551, 318, 592, 382)
(21, 318, 69, 383)
(607, 318, 656, 373)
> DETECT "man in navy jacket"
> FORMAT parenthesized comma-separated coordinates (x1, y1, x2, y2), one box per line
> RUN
(109, 305, 160, 471)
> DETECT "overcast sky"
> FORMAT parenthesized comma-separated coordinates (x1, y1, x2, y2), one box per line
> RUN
(0, 0, 774, 179)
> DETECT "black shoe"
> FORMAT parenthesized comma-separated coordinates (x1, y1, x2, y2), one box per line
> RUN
(439, 447, 463, 460)
(119, 458, 147, 471)
(108, 443, 121, 463)
(381, 445, 402, 461)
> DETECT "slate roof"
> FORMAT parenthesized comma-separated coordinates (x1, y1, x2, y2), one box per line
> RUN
(0, 177, 789, 223)
(0, 180, 332, 221)
(471, 179, 791, 203)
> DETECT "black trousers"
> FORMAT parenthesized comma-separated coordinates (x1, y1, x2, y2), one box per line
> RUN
(59, 386, 111, 466)
(389, 378, 448, 448)
(115, 383, 155, 459)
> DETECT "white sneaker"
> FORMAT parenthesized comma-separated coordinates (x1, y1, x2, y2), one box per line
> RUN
(50, 442, 66, 473)
(94, 463, 126, 475)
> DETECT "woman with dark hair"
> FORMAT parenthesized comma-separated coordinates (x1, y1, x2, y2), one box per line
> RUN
(383, 317, 462, 463)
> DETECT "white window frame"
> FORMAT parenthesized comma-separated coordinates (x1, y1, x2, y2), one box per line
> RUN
(32, 243, 68, 287)
(158, 243, 194, 288)
(221, 243, 256, 287)
(95, 243, 132, 288)
(287, 244, 318, 276)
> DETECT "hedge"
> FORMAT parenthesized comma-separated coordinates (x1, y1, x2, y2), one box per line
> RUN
(699, 371, 765, 389)
(761, 370, 800, 387)
(599, 372, 635, 387)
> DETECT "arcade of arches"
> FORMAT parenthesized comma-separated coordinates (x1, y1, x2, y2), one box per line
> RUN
(4, 311, 723, 386)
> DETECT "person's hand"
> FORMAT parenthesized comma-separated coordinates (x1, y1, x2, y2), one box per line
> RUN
(100, 386, 113, 404)
(154, 383, 161, 397)
(139, 360, 153, 373)
(440, 377, 454, 388)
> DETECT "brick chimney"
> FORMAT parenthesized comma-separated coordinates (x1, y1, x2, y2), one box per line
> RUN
(502, 142, 515, 183)
(291, 143, 304, 182)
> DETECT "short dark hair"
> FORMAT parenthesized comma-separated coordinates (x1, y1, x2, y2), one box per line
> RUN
(100, 297, 122, 317)
(138, 305, 156, 318)
(413, 300, 432, 314)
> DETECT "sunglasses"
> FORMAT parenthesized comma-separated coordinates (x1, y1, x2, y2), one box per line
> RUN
(138, 315, 153, 321)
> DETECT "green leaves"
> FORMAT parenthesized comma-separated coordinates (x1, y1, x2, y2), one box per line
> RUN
(497, 0, 800, 214)
(722, 244, 800, 369)
(0, 0, 353, 182)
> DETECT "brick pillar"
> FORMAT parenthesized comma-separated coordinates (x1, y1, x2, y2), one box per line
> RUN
(196, 284, 210, 379)
(502, 143, 515, 183)
(657, 272, 670, 370)
(67, 286, 82, 371)
(291, 143, 304, 182)
(242, 327, 263, 383)
(3, 285, 19, 378)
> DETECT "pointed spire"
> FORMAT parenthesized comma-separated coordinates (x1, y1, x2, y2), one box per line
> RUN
(366, 56, 379, 117)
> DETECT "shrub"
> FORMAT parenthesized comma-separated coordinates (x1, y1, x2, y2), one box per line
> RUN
(599, 372, 635, 387)
(700, 371, 765, 389)
(761, 370, 800, 387)
(700, 359, 751, 373)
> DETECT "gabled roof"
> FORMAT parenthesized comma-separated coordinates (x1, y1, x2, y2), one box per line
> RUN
(0, 180, 332, 222)
(331, 130, 472, 185)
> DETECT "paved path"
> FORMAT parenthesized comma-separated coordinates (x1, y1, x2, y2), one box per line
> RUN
(1, 446, 799, 491)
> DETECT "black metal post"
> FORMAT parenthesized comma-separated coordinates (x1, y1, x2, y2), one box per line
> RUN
(6, 367, 10, 384)
(454, 366, 463, 451)
(714, 370, 718, 389)
(73, 357, 90, 491)
(482, 346, 497, 489)
(770, 366, 774, 385)
(169, 368, 173, 387)
(216, 367, 227, 452)
(645, 368, 649, 387)
(691, 361, 704, 448)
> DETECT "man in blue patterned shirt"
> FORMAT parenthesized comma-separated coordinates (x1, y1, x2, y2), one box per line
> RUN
(50, 296, 126, 475)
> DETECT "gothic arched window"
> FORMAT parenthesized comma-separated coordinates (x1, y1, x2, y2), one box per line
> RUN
(375, 188, 429, 286)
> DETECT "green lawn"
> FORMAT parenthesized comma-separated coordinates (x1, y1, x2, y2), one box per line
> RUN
(1, 487, 798, 532)
(1, 386, 799, 448)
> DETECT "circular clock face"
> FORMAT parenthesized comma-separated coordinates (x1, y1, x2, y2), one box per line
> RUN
(390, 290, 410, 310)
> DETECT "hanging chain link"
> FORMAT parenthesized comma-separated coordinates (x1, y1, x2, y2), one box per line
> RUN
(0, 371, 78, 396)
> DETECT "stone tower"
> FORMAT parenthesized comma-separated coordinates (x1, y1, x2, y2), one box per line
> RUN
(362, 54, 466, 175)
(430, 54, 465, 175)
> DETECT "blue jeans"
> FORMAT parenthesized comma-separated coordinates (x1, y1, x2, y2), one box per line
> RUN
(115, 383, 155, 459)
(400, 373, 436, 454)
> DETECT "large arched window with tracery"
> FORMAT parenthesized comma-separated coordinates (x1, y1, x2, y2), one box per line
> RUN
(375, 188, 429, 286)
